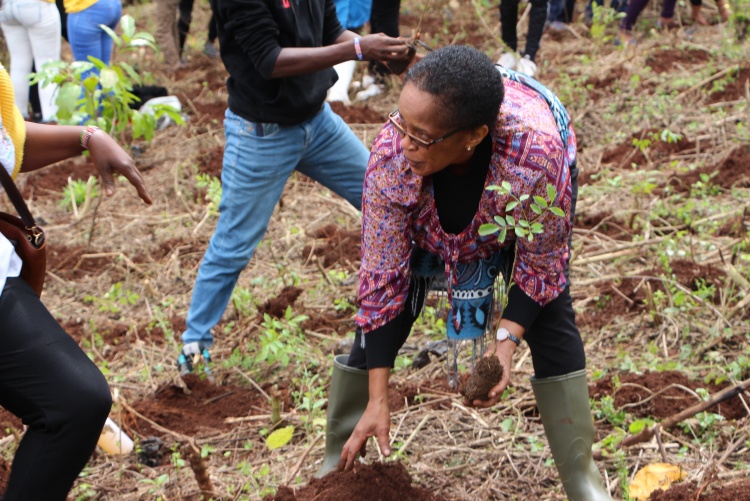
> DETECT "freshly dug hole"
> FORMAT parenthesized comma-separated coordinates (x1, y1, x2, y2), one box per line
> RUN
(460, 356, 503, 401)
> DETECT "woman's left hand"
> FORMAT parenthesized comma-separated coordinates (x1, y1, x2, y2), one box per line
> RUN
(466, 340, 516, 408)
(88, 132, 152, 204)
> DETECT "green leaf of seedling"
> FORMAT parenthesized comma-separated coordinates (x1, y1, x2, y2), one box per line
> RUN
(549, 207, 565, 217)
(531, 222, 544, 233)
(505, 215, 515, 226)
(519, 194, 530, 201)
(501, 181, 512, 193)
(530, 203, 542, 215)
(493, 215, 506, 226)
(533, 196, 548, 208)
(498, 228, 507, 243)
(505, 200, 519, 211)
(99, 68, 118, 90)
(516, 227, 527, 237)
(518, 219, 529, 228)
(99, 25, 122, 47)
(265, 426, 295, 450)
(486, 184, 502, 191)
(119, 15, 136, 39)
(546, 183, 556, 203)
(478, 223, 500, 236)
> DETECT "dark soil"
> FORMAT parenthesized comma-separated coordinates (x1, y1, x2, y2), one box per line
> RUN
(302, 224, 361, 269)
(646, 48, 711, 74)
(20, 157, 98, 200)
(329, 102, 387, 124)
(666, 145, 750, 193)
(707, 65, 750, 103)
(127, 373, 283, 438)
(257, 285, 303, 319)
(648, 479, 750, 500)
(460, 356, 503, 401)
(0, 457, 10, 495)
(576, 258, 727, 330)
(590, 370, 749, 421)
(265, 461, 442, 501)
(0, 407, 23, 439)
(601, 129, 697, 169)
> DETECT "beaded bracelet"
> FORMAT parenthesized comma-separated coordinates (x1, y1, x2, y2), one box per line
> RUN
(80, 125, 101, 150)
(353, 37, 364, 61)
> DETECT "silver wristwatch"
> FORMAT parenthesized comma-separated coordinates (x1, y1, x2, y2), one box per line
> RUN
(496, 327, 521, 346)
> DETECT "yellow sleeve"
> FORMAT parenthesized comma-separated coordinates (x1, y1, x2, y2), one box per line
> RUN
(0, 65, 26, 178)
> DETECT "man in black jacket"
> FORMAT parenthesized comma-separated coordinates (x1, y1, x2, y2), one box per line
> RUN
(178, 0, 410, 373)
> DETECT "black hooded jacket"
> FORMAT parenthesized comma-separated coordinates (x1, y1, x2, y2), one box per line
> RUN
(210, 0, 344, 124)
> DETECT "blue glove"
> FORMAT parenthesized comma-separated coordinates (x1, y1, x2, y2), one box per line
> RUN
(177, 342, 212, 375)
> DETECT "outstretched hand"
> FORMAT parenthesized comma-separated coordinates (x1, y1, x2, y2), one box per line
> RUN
(87, 132, 152, 205)
(465, 341, 515, 408)
(338, 397, 391, 471)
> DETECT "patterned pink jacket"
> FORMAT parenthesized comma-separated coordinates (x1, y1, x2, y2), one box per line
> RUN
(356, 77, 578, 334)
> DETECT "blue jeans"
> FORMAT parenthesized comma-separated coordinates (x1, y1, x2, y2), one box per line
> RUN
(67, 0, 121, 78)
(547, 0, 576, 23)
(182, 105, 369, 345)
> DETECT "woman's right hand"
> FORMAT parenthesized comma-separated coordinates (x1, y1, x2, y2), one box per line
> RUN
(87, 131, 153, 205)
(338, 396, 391, 471)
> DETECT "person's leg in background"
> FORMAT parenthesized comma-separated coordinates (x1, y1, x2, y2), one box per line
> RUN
(368, 0, 400, 79)
(293, 103, 368, 210)
(154, 0, 181, 69)
(181, 110, 302, 352)
(0, 278, 112, 501)
(177, 0, 194, 57)
(56, 0, 68, 40)
(0, 0, 35, 118)
(26, 0, 62, 121)
(202, 11, 219, 58)
(618, 0, 649, 43)
(516, 0, 548, 76)
(498, 0, 521, 69)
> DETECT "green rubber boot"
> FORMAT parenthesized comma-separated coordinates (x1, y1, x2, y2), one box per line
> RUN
(531, 369, 613, 501)
(315, 354, 369, 478)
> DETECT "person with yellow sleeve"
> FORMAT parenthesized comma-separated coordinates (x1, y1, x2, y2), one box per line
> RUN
(0, 63, 151, 500)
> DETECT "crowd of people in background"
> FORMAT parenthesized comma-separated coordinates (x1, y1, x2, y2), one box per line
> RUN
(0, 0, 734, 120)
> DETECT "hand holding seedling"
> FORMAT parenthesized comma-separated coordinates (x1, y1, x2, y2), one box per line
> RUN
(467, 338, 516, 408)
(358, 34, 413, 63)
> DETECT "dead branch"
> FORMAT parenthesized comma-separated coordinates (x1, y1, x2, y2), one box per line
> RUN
(594, 378, 750, 460)
(181, 439, 217, 501)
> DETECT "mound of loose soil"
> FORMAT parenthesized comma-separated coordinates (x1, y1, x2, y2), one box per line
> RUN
(127, 374, 284, 437)
(301, 224, 360, 268)
(265, 462, 442, 501)
(257, 285, 303, 319)
(648, 479, 750, 500)
(460, 356, 503, 401)
(0, 457, 10, 495)
(590, 370, 749, 420)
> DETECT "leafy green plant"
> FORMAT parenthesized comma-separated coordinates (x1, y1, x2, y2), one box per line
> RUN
(255, 308, 309, 368)
(59, 176, 99, 213)
(84, 282, 141, 314)
(478, 182, 564, 244)
(32, 15, 182, 142)
(196, 173, 222, 216)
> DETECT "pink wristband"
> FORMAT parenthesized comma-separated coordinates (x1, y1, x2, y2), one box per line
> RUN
(353, 37, 364, 61)
(80, 125, 101, 150)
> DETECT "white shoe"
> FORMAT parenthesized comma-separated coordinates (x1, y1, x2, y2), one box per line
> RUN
(516, 55, 537, 78)
(355, 82, 382, 102)
(497, 52, 518, 70)
(327, 60, 356, 103)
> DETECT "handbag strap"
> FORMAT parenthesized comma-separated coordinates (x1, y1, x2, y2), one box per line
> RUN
(0, 165, 36, 227)
(0, 166, 44, 247)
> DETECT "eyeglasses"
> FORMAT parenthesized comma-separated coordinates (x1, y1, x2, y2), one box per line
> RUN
(388, 109, 464, 149)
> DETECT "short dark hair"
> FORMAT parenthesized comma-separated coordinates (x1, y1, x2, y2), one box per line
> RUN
(404, 45, 504, 131)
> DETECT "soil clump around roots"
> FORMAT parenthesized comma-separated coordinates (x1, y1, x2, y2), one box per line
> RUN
(265, 462, 441, 501)
(648, 479, 750, 500)
(460, 356, 503, 401)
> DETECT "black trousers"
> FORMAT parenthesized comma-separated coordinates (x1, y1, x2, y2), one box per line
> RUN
(369, 0, 401, 76)
(500, 0, 549, 61)
(0, 278, 111, 500)
(178, 0, 218, 54)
